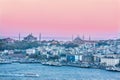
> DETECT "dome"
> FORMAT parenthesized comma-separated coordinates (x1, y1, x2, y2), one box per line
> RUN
(73, 36, 84, 44)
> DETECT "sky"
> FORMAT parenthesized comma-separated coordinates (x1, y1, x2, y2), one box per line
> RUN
(0, 0, 120, 40)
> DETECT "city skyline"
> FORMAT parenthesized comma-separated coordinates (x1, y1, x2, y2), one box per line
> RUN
(0, 0, 120, 40)
(0, 33, 119, 41)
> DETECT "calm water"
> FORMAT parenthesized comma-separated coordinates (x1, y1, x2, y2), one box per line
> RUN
(0, 63, 120, 80)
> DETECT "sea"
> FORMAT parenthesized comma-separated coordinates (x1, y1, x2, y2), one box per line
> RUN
(0, 63, 120, 80)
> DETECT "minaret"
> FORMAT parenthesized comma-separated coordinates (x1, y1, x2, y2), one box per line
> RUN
(72, 35, 74, 41)
(82, 35, 85, 40)
(89, 36, 91, 41)
(39, 33, 41, 42)
(19, 33, 21, 41)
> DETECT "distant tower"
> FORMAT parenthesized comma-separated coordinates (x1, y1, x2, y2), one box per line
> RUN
(72, 35, 74, 41)
(39, 33, 41, 42)
(89, 36, 91, 41)
(19, 33, 21, 41)
(82, 35, 85, 40)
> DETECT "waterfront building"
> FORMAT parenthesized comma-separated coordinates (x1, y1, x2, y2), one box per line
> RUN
(59, 54, 67, 62)
(67, 54, 75, 62)
(82, 54, 94, 63)
(100, 58, 120, 66)
(7, 53, 26, 60)
(75, 55, 79, 62)
(74, 54, 83, 62)
(93, 54, 105, 63)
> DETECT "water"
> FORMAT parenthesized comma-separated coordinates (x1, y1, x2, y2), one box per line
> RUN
(0, 63, 120, 80)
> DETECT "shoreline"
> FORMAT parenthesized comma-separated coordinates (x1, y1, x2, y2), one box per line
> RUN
(1, 61, 119, 72)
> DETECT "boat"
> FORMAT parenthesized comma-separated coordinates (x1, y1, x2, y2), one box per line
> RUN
(49, 63, 62, 67)
(106, 66, 120, 72)
(42, 62, 62, 67)
(0, 73, 39, 77)
(19, 60, 41, 64)
(80, 64, 90, 68)
(23, 73, 39, 77)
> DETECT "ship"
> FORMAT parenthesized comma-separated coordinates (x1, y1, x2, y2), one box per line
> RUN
(42, 61, 62, 67)
(23, 73, 39, 77)
(106, 66, 120, 72)
(0, 73, 39, 77)
(19, 59, 41, 64)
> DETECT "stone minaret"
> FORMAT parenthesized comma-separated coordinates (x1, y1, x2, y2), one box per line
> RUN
(89, 36, 91, 41)
(72, 35, 74, 41)
(39, 33, 41, 42)
(19, 33, 21, 41)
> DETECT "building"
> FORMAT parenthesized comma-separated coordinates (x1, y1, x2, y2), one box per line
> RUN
(26, 49, 36, 55)
(74, 54, 83, 62)
(59, 54, 67, 62)
(100, 58, 120, 66)
(93, 54, 105, 63)
(24, 34, 37, 42)
(73, 36, 84, 44)
(0, 38, 15, 43)
(82, 54, 94, 63)
(67, 54, 75, 62)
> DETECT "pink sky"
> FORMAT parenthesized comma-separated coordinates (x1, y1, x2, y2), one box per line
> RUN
(0, 0, 120, 40)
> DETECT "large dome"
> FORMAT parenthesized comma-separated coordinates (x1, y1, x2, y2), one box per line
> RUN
(73, 36, 84, 44)
(74, 37, 82, 41)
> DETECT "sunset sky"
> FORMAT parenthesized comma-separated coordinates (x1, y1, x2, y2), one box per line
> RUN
(0, 0, 120, 40)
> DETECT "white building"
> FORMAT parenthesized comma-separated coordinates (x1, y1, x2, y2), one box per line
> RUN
(93, 54, 105, 62)
(8, 50, 14, 54)
(75, 54, 83, 62)
(100, 58, 120, 66)
(75, 55, 79, 62)
(26, 49, 36, 55)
